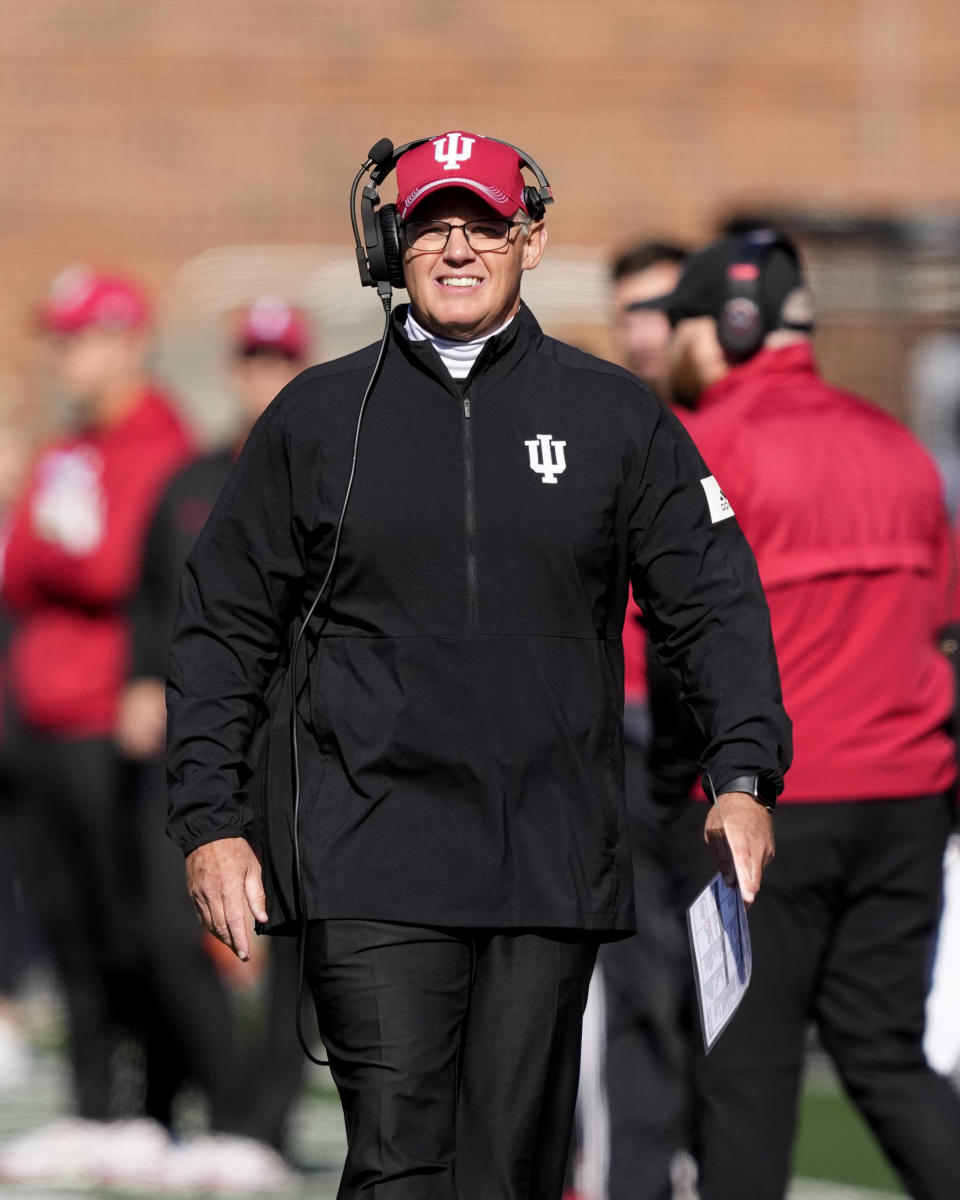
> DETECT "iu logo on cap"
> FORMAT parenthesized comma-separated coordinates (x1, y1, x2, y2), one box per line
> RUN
(434, 133, 475, 171)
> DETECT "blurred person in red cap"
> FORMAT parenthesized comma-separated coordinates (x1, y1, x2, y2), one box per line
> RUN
(110, 296, 313, 1190)
(232, 296, 311, 418)
(0, 266, 194, 1182)
(636, 231, 960, 1200)
(117, 296, 312, 763)
(164, 132, 791, 1200)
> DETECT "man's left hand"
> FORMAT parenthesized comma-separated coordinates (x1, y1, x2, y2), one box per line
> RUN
(703, 792, 775, 908)
(115, 677, 167, 760)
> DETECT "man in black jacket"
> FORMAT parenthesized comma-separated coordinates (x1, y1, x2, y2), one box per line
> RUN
(166, 132, 791, 1200)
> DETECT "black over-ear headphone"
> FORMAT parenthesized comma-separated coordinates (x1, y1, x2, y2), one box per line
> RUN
(717, 229, 805, 361)
(349, 135, 555, 295)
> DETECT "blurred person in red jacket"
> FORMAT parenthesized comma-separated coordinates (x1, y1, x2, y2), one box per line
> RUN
(111, 298, 312, 1190)
(0, 380, 38, 1094)
(636, 232, 960, 1200)
(608, 239, 690, 727)
(0, 267, 193, 1179)
(576, 242, 693, 1200)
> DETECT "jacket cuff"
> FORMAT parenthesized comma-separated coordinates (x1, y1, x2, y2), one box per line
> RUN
(177, 824, 252, 858)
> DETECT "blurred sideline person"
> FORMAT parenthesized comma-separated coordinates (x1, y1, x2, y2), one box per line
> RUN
(637, 232, 960, 1200)
(914, 335, 960, 1083)
(0, 269, 193, 1180)
(574, 241, 693, 1200)
(610, 241, 687, 398)
(111, 298, 314, 1190)
(0, 382, 38, 1094)
(165, 131, 790, 1200)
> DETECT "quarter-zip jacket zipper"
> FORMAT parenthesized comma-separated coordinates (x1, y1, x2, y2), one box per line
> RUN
(462, 388, 479, 633)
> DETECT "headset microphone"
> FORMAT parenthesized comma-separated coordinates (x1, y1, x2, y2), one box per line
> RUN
(348, 139, 400, 297)
(368, 137, 394, 166)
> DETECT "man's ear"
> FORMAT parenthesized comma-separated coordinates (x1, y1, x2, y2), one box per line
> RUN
(522, 223, 548, 272)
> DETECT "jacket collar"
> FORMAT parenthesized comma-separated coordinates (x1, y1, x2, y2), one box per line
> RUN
(391, 301, 544, 394)
(698, 342, 817, 411)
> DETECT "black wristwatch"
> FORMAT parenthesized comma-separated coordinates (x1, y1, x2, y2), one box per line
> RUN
(715, 774, 777, 812)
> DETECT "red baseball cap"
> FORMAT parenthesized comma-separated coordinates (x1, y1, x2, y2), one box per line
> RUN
(396, 132, 527, 222)
(238, 297, 310, 359)
(38, 266, 150, 334)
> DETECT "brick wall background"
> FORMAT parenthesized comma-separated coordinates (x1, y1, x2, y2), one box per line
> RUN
(0, 0, 957, 422)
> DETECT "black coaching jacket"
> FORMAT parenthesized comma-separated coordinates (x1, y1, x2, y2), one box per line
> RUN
(166, 303, 791, 935)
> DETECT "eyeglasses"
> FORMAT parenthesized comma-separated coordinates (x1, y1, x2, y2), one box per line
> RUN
(402, 218, 528, 252)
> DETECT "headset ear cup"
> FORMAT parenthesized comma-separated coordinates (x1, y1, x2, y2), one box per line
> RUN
(378, 204, 405, 289)
(718, 292, 764, 360)
(522, 185, 545, 222)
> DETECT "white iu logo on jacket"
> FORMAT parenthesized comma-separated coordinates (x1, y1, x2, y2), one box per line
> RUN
(525, 434, 567, 484)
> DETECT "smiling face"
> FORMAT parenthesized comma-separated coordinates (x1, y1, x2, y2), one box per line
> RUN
(401, 188, 547, 342)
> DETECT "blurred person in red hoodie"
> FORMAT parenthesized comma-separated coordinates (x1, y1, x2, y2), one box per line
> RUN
(0, 267, 193, 1181)
(111, 297, 312, 1190)
(572, 242, 693, 1200)
(635, 232, 960, 1200)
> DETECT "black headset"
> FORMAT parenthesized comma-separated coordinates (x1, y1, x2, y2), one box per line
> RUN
(717, 229, 808, 361)
(350, 135, 555, 295)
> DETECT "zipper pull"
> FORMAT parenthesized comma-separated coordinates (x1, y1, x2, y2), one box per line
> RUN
(463, 393, 471, 418)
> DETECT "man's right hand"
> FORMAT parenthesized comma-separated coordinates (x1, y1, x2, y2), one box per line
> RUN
(185, 837, 268, 962)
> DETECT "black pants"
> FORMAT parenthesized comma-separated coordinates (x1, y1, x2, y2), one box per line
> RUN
(0, 782, 32, 996)
(304, 920, 598, 1200)
(18, 737, 305, 1141)
(18, 735, 156, 1118)
(666, 794, 960, 1200)
(598, 735, 687, 1200)
(131, 757, 243, 1131)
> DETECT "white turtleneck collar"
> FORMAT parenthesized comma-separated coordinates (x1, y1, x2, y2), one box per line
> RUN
(403, 309, 516, 380)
